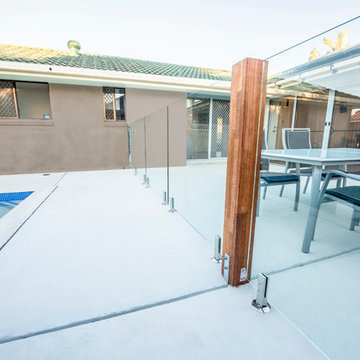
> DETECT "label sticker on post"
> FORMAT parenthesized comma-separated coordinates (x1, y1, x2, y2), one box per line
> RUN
(240, 267, 248, 282)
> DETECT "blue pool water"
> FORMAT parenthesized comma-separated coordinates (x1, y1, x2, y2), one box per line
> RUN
(0, 191, 34, 219)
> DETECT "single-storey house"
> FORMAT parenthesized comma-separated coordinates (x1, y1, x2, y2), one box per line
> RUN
(0, 41, 231, 174)
(2, 40, 359, 175)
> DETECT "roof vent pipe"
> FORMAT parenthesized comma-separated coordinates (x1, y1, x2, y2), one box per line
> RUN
(67, 40, 81, 56)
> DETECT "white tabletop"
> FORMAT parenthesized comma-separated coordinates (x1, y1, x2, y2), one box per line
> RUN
(261, 148, 360, 166)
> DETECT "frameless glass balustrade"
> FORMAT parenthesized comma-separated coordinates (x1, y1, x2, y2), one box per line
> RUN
(128, 78, 230, 245)
(251, 18, 360, 360)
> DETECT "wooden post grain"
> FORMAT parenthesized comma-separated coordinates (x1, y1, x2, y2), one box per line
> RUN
(222, 58, 268, 286)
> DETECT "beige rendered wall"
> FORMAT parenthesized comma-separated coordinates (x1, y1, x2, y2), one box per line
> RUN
(0, 84, 187, 174)
(126, 88, 187, 168)
(0, 84, 129, 174)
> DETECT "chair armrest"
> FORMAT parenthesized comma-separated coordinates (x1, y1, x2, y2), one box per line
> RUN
(324, 170, 360, 182)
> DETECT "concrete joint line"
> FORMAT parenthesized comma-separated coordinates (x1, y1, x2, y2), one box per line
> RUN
(0, 284, 227, 345)
(252, 246, 360, 279)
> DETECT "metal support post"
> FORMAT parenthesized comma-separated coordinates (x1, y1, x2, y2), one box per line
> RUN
(321, 89, 335, 150)
(212, 235, 223, 262)
(252, 273, 271, 313)
(162, 191, 168, 205)
(169, 197, 175, 213)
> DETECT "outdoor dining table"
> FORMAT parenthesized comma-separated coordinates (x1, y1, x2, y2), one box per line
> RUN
(261, 148, 360, 253)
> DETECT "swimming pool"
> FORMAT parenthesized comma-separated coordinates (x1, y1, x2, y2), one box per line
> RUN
(0, 191, 34, 219)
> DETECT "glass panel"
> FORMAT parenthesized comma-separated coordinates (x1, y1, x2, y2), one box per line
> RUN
(186, 98, 210, 160)
(329, 93, 360, 173)
(251, 18, 360, 360)
(15, 82, 51, 119)
(146, 106, 168, 198)
(129, 117, 146, 179)
(169, 81, 228, 243)
(114, 88, 126, 121)
(266, 79, 329, 150)
(128, 78, 230, 246)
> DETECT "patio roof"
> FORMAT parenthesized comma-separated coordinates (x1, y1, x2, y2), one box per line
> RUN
(268, 43, 360, 97)
(270, 43, 360, 80)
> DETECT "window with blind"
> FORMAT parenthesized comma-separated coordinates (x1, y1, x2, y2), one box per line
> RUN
(103, 87, 126, 121)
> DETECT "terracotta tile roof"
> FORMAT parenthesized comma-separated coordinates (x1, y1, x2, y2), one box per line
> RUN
(0, 44, 231, 82)
(351, 110, 360, 120)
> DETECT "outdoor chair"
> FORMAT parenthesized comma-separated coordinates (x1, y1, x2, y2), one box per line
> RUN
(318, 171, 360, 231)
(280, 128, 343, 195)
(280, 128, 313, 195)
(258, 131, 300, 215)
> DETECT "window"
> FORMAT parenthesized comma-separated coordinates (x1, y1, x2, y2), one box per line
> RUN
(187, 98, 210, 125)
(103, 87, 126, 121)
(0, 80, 51, 119)
(0, 81, 18, 119)
(186, 98, 210, 160)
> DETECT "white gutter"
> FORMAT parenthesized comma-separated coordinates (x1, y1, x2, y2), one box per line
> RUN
(0, 61, 231, 96)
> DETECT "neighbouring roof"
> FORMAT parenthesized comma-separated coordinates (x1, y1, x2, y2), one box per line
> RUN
(0, 44, 231, 82)
(352, 110, 360, 120)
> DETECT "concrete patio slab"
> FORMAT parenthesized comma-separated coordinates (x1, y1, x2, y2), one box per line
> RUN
(0, 170, 225, 341)
(0, 285, 329, 360)
(268, 249, 360, 360)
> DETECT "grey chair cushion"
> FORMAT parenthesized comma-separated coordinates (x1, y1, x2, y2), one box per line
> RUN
(261, 172, 299, 184)
(325, 186, 360, 207)
(321, 172, 343, 180)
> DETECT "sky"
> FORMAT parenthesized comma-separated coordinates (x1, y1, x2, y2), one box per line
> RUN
(2, 0, 360, 72)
